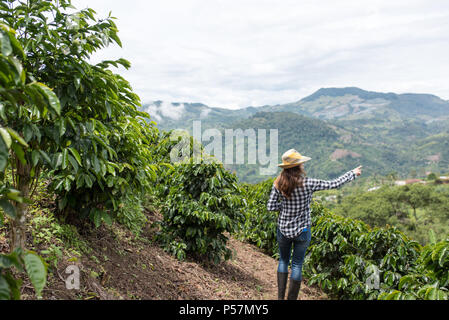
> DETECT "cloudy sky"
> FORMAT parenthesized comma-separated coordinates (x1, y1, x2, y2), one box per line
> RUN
(72, 0, 449, 109)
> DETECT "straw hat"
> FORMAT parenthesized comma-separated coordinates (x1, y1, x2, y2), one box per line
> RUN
(278, 149, 311, 169)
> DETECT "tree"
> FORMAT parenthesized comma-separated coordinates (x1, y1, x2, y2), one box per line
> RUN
(0, 22, 49, 300)
(426, 173, 437, 181)
(401, 184, 432, 223)
(333, 189, 394, 227)
(0, 0, 158, 241)
(0, 18, 61, 249)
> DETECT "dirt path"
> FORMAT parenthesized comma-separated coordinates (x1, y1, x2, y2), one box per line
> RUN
(21, 211, 326, 300)
(221, 237, 327, 300)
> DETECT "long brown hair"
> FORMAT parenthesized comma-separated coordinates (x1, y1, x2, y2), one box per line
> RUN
(274, 164, 306, 199)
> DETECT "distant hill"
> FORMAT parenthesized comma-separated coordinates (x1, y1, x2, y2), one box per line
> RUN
(259, 87, 449, 123)
(142, 87, 449, 127)
(224, 111, 424, 182)
(141, 100, 257, 131)
(141, 87, 449, 182)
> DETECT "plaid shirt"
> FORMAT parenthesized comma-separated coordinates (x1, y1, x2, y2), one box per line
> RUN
(267, 170, 357, 238)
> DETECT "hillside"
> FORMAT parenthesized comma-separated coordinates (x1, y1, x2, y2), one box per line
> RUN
(279, 87, 449, 121)
(142, 87, 449, 182)
(2, 206, 325, 300)
(221, 111, 439, 183)
(142, 87, 449, 128)
(226, 111, 373, 182)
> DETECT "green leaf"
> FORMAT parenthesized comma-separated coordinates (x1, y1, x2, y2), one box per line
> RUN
(93, 209, 102, 228)
(68, 154, 79, 172)
(23, 251, 47, 298)
(64, 178, 71, 192)
(68, 147, 82, 166)
(2, 273, 22, 300)
(0, 153, 6, 172)
(6, 191, 24, 203)
(38, 150, 52, 165)
(0, 127, 11, 148)
(62, 149, 69, 169)
(5, 128, 28, 147)
(92, 155, 100, 174)
(84, 174, 93, 188)
(31, 150, 40, 167)
(439, 248, 448, 268)
(101, 211, 112, 225)
(33, 83, 61, 115)
(428, 229, 437, 245)
(23, 125, 33, 142)
(59, 117, 66, 137)
(0, 30, 13, 56)
(11, 142, 26, 165)
(54, 152, 62, 168)
(0, 275, 11, 300)
(7, 29, 25, 60)
(0, 251, 22, 271)
(76, 174, 84, 188)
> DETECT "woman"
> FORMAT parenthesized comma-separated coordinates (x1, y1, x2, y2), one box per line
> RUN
(267, 149, 362, 300)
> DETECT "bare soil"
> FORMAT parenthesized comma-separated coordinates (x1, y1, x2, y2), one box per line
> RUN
(14, 210, 326, 300)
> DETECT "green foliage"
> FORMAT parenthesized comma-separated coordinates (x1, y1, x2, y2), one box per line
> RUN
(0, 21, 48, 300)
(23, 251, 47, 298)
(302, 202, 422, 299)
(238, 178, 278, 257)
(114, 195, 148, 236)
(0, 0, 159, 228)
(379, 238, 449, 300)
(0, 248, 47, 300)
(155, 159, 245, 264)
(334, 183, 449, 244)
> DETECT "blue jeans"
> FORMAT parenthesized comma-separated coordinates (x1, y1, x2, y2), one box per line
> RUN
(277, 227, 311, 281)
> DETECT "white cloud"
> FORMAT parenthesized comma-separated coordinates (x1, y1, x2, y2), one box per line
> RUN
(143, 102, 185, 122)
(73, 0, 449, 108)
(200, 108, 211, 119)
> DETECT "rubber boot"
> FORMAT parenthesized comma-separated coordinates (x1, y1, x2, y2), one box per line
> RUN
(277, 272, 288, 300)
(287, 278, 301, 300)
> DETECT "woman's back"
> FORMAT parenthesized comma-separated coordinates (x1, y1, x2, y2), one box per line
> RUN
(268, 171, 357, 238)
(268, 148, 362, 300)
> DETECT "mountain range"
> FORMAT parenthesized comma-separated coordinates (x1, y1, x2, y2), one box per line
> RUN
(141, 87, 449, 182)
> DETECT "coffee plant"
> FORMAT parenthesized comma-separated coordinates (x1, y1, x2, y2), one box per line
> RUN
(1, 0, 157, 299)
(379, 237, 449, 300)
(0, 23, 48, 299)
(303, 201, 422, 299)
(155, 157, 245, 264)
(0, 0, 159, 229)
(238, 178, 278, 257)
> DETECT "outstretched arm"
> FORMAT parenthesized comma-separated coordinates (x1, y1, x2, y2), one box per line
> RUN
(308, 166, 362, 192)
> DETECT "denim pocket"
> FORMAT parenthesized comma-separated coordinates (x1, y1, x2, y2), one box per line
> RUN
(297, 228, 311, 242)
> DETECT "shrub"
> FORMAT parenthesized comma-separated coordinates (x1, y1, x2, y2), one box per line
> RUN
(238, 178, 278, 257)
(304, 201, 422, 299)
(155, 159, 245, 264)
(114, 195, 148, 236)
(379, 237, 449, 300)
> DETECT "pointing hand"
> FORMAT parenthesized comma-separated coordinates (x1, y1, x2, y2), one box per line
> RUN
(353, 166, 363, 176)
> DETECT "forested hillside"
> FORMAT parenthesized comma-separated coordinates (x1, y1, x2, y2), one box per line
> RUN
(316, 177, 449, 245)
(143, 87, 449, 183)
(226, 111, 412, 182)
